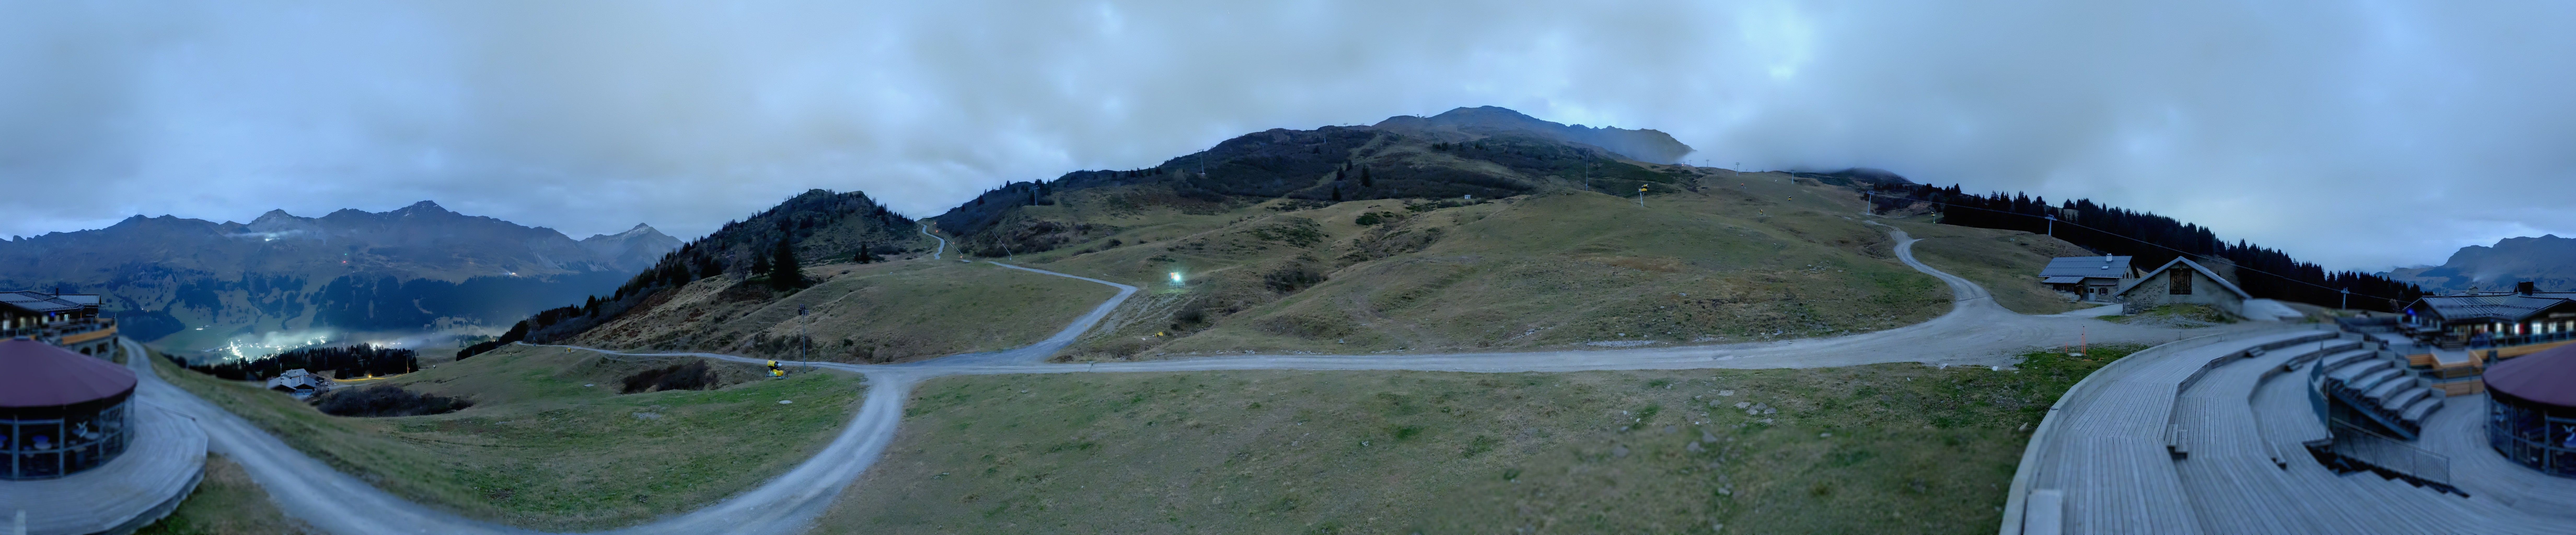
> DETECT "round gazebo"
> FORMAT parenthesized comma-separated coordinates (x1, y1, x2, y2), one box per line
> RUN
(1, 338, 136, 480)
(2487, 343, 2576, 478)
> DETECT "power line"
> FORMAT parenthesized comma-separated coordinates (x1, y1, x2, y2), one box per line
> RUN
(1875, 193, 2411, 303)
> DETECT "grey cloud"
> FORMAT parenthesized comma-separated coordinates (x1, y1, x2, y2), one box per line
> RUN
(3, 1, 2572, 271)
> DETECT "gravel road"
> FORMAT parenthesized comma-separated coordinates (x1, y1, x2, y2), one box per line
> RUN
(135, 228, 2253, 535)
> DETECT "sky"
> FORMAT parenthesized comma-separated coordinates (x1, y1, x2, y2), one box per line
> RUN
(4, 1, 2574, 271)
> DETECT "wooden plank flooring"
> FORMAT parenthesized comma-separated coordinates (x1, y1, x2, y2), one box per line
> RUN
(0, 404, 206, 535)
(2020, 328, 2340, 534)
(2162, 331, 2576, 534)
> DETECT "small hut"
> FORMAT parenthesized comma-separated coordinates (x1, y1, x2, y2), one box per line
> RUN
(2115, 257, 2252, 319)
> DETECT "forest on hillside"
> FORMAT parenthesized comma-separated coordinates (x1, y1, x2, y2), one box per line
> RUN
(458, 189, 917, 359)
(184, 344, 420, 380)
(1866, 183, 2424, 311)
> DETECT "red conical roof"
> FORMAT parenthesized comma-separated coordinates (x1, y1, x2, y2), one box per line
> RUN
(2490, 343, 2576, 408)
(0, 339, 137, 407)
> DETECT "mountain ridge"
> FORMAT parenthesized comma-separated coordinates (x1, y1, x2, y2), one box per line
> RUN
(0, 201, 679, 350)
(2386, 234, 2576, 293)
(928, 106, 1701, 256)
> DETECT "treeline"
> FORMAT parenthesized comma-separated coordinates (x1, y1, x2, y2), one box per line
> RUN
(1868, 183, 2424, 311)
(186, 344, 419, 380)
(459, 190, 917, 359)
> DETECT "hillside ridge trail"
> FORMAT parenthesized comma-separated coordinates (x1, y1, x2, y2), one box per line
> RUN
(136, 227, 2265, 535)
(917, 223, 945, 260)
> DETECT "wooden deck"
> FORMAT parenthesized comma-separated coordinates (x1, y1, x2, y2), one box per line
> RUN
(2008, 327, 2335, 535)
(0, 404, 206, 535)
(2010, 324, 2576, 534)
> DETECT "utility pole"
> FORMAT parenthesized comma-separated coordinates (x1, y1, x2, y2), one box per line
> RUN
(2342, 288, 2350, 310)
(2045, 214, 2057, 237)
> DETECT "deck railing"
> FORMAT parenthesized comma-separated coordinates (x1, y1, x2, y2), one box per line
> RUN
(2323, 420, 2463, 496)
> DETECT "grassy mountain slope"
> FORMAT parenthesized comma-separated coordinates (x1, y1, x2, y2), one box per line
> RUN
(814, 345, 2141, 534)
(473, 189, 931, 357)
(548, 108, 2101, 363)
(929, 108, 1698, 259)
(150, 345, 862, 530)
(963, 170, 1953, 360)
(571, 259, 1114, 363)
(1893, 219, 2096, 315)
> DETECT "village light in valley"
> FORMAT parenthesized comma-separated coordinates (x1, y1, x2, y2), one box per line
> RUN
(1169, 272, 1184, 286)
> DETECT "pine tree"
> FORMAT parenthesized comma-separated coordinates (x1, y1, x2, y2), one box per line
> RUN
(1360, 167, 1374, 187)
(854, 243, 875, 264)
(768, 239, 802, 290)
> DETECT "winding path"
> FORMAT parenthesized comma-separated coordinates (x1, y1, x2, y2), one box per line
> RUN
(917, 224, 945, 260)
(133, 228, 2253, 535)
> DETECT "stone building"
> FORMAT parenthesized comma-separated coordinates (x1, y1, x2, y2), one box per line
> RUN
(2115, 257, 2251, 318)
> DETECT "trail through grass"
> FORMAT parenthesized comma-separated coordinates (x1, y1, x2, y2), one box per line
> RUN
(817, 344, 2144, 534)
(150, 345, 866, 530)
(135, 454, 316, 535)
(578, 259, 1113, 363)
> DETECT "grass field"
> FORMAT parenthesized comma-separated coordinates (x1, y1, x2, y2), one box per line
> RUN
(815, 345, 2143, 534)
(148, 344, 866, 530)
(982, 171, 1956, 360)
(136, 454, 316, 535)
(576, 259, 1114, 363)
(1892, 219, 2096, 315)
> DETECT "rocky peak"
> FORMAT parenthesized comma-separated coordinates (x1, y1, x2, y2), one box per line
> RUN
(1373, 106, 1695, 164)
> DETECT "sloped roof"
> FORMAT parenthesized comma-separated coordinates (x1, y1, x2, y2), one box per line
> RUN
(0, 291, 86, 314)
(0, 339, 136, 407)
(2042, 276, 2086, 284)
(2040, 256, 2132, 278)
(2490, 343, 2576, 407)
(2116, 257, 2253, 300)
(2410, 294, 2571, 323)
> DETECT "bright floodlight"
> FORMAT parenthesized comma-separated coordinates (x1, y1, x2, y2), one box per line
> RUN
(1169, 272, 1184, 284)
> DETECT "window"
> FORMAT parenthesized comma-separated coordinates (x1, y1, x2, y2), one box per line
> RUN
(2169, 269, 2193, 295)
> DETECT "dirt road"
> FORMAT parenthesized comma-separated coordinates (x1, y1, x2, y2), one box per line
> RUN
(143, 228, 2262, 535)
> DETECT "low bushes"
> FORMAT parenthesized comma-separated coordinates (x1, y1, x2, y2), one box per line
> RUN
(313, 385, 473, 417)
(621, 362, 720, 394)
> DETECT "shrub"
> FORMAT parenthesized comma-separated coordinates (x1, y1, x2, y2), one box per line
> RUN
(1263, 265, 1328, 293)
(312, 385, 473, 417)
(620, 362, 720, 394)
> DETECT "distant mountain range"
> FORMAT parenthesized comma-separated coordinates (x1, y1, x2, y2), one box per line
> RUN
(2386, 235, 2576, 293)
(0, 201, 678, 350)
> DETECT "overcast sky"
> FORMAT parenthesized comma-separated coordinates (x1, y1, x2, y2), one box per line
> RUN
(5, 1, 2572, 271)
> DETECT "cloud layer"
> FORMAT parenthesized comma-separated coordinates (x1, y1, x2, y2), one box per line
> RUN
(5, 1, 2572, 270)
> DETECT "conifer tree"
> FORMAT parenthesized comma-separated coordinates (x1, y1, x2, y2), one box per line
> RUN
(1360, 167, 1374, 187)
(768, 239, 802, 290)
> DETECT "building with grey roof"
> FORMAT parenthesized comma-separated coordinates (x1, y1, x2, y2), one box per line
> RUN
(0, 290, 116, 357)
(2401, 282, 2576, 350)
(2039, 255, 2137, 302)
(2114, 257, 2252, 318)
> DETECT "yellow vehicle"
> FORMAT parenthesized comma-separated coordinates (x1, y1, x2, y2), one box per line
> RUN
(767, 360, 784, 378)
